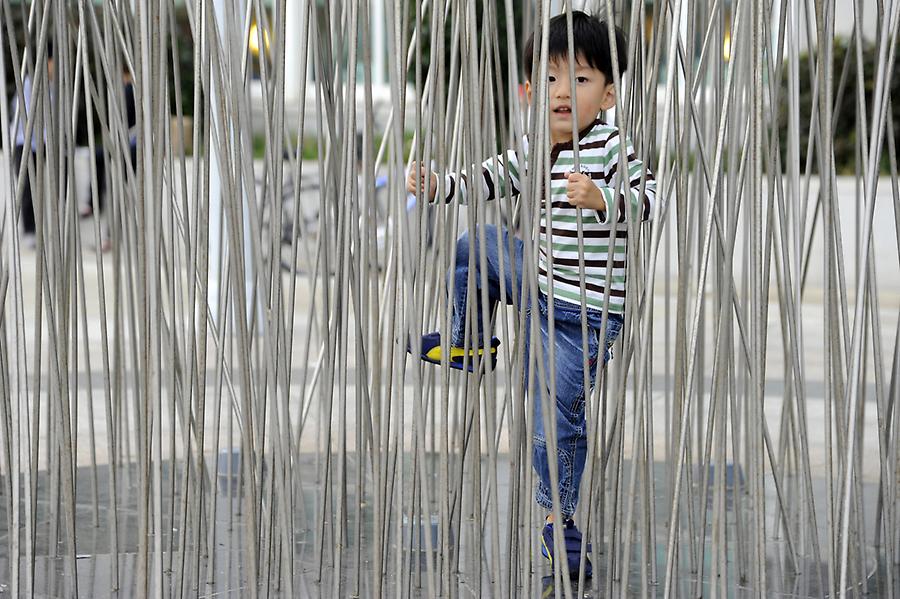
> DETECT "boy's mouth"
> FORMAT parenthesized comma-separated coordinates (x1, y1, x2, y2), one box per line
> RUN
(553, 105, 572, 115)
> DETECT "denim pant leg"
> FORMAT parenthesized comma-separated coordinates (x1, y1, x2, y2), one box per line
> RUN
(448, 224, 524, 347)
(530, 298, 624, 516)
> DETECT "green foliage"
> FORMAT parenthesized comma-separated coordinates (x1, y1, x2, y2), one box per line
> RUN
(253, 131, 415, 162)
(779, 36, 900, 175)
(250, 134, 318, 160)
(169, 5, 196, 119)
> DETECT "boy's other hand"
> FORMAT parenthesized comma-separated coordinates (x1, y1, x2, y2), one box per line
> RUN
(566, 172, 607, 212)
(407, 163, 438, 201)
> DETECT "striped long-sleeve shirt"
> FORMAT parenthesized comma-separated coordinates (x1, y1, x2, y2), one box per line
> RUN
(442, 117, 657, 314)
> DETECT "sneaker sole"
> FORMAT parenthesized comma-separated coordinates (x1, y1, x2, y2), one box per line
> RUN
(420, 338, 500, 372)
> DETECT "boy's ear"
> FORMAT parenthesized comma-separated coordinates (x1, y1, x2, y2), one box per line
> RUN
(524, 80, 532, 104)
(600, 81, 616, 111)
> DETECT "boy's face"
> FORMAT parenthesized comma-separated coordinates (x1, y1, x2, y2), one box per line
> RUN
(525, 55, 616, 145)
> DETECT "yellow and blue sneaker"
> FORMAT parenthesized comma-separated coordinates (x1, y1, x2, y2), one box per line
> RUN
(540, 517, 592, 579)
(414, 332, 500, 373)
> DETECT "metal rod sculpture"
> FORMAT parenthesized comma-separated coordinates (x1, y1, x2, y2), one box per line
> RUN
(0, 0, 898, 597)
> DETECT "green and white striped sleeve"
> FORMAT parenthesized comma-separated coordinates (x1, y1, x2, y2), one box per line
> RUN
(442, 150, 522, 204)
(596, 132, 657, 224)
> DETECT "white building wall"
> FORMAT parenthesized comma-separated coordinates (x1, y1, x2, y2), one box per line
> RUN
(284, 0, 304, 101)
(832, 0, 879, 42)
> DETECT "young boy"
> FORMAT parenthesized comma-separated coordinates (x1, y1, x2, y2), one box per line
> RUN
(406, 12, 656, 578)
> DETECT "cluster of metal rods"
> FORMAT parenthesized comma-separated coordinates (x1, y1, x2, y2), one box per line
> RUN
(0, 0, 899, 597)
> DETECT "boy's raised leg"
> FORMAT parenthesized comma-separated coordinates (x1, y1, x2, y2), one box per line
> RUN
(413, 224, 524, 372)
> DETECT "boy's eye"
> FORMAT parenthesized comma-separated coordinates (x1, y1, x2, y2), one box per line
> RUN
(548, 75, 556, 83)
(576, 77, 589, 84)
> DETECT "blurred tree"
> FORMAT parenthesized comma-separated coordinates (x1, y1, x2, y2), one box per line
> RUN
(779, 36, 900, 175)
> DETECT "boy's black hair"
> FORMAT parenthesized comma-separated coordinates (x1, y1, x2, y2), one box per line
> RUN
(522, 11, 627, 85)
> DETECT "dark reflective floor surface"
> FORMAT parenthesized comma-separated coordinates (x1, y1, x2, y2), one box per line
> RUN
(0, 456, 890, 598)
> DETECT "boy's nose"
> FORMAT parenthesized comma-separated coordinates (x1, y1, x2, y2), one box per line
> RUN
(554, 82, 570, 98)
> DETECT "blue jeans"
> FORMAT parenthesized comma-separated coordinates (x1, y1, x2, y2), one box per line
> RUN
(449, 224, 624, 517)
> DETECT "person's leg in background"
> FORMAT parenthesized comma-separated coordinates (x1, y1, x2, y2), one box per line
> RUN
(13, 145, 36, 236)
(87, 144, 107, 217)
